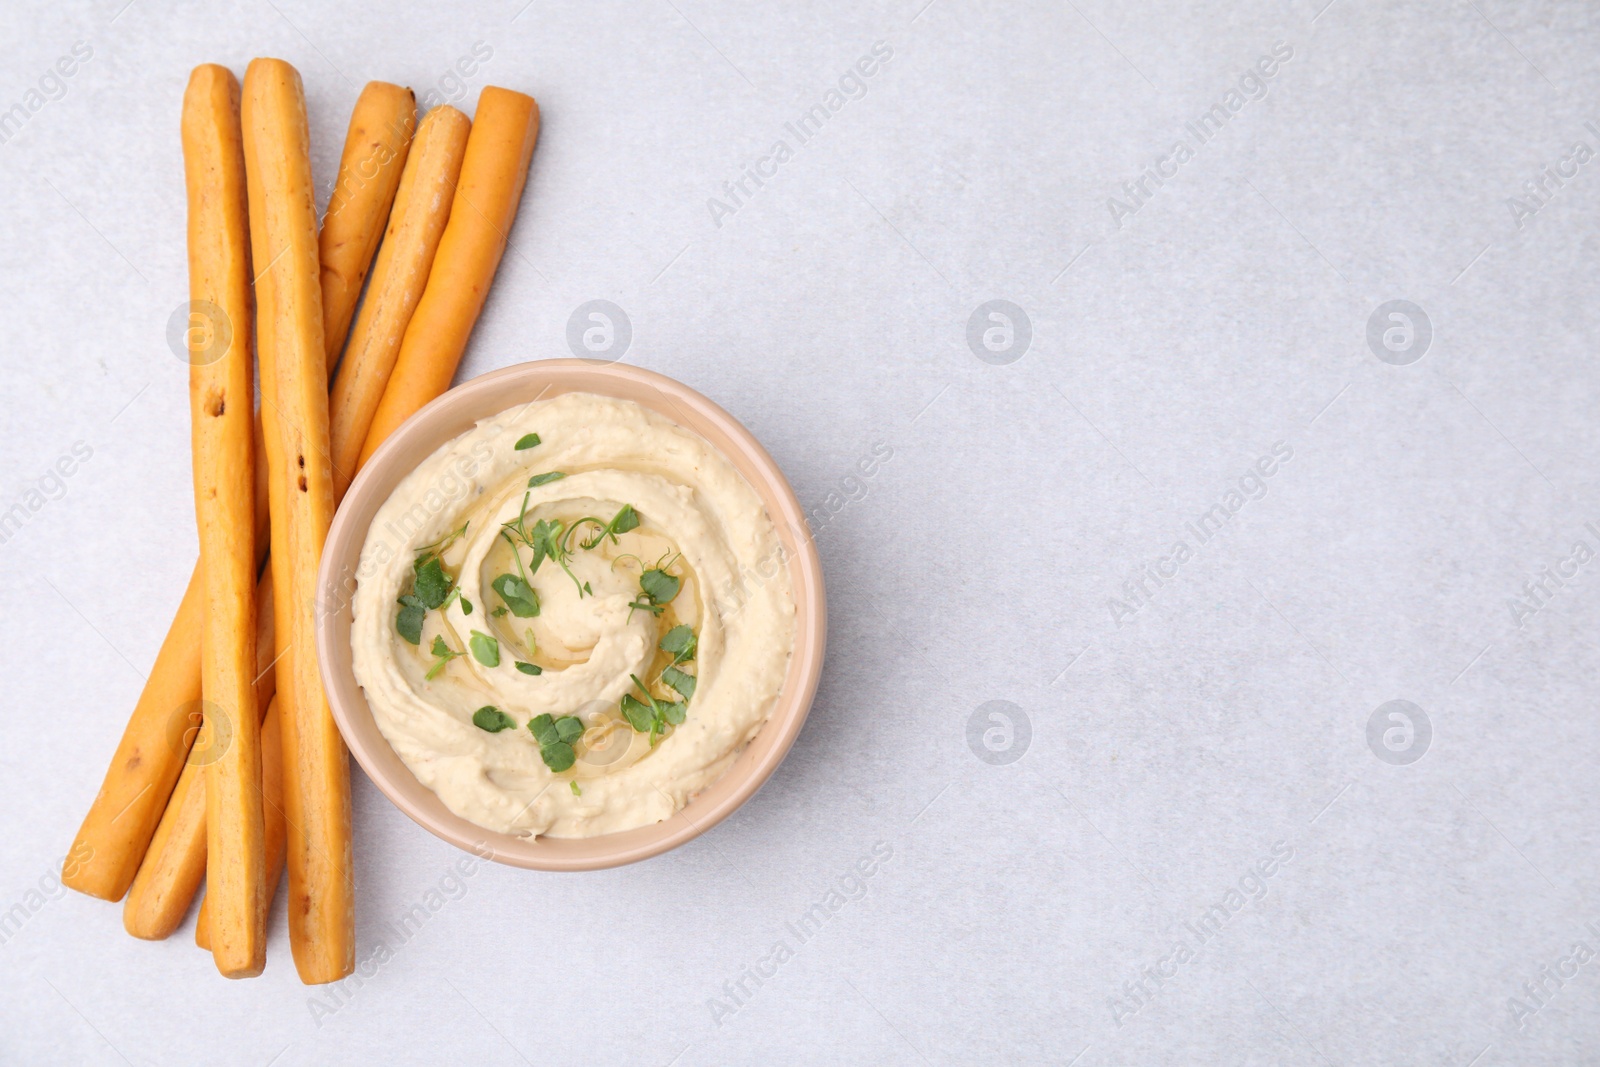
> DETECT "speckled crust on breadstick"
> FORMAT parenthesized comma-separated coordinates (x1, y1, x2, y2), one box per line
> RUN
(126, 567, 275, 943)
(359, 87, 539, 465)
(328, 103, 469, 498)
(182, 61, 266, 979)
(319, 81, 415, 369)
(243, 56, 353, 986)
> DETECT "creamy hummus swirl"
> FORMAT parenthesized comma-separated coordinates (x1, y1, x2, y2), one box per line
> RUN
(350, 392, 796, 837)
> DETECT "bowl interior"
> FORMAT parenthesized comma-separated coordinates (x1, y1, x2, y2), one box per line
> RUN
(316, 359, 826, 870)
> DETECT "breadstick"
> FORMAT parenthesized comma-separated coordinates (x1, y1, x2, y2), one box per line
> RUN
(63, 388, 271, 904)
(65, 88, 405, 912)
(319, 82, 415, 369)
(329, 105, 469, 498)
(359, 87, 539, 464)
(121, 747, 205, 941)
(243, 57, 353, 986)
(182, 62, 265, 979)
(196, 694, 285, 951)
(125, 566, 275, 942)
(62, 569, 203, 901)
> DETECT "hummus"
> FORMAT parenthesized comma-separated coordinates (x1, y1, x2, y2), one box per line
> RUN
(349, 392, 796, 837)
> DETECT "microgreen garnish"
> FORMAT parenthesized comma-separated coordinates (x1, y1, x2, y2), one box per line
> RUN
(568, 504, 640, 551)
(639, 568, 681, 604)
(468, 630, 499, 667)
(662, 665, 697, 700)
(514, 433, 541, 450)
(396, 523, 470, 641)
(528, 713, 584, 771)
(570, 780, 582, 796)
(426, 635, 466, 680)
(621, 673, 686, 746)
(413, 556, 453, 609)
(527, 471, 565, 488)
(395, 594, 426, 645)
(490, 605, 508, 618)
(472, 706, 515, 732)
(499, 491, 591, 597)
(514, 661, 542, 675)
(660, 624, 697, 664)
(628, 564, 683, 619)
(491, 572, 540, 617)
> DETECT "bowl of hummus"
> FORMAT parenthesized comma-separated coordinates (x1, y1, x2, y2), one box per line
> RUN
(316, 360, 824, 870)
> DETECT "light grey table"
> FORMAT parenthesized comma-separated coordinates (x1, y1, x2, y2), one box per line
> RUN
(2, 1, 1598, 1063)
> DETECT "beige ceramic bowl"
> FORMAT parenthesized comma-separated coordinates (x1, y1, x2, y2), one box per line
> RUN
(316, 359, 826, 871)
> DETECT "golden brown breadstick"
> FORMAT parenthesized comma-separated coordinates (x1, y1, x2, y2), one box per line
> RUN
(121, 750, 205, 941)
(182, 62, 265, 978)
(65, 87, 407, 914)
(62, 570, 203, 901)
(64, 366, 272, 905)
(319, 82, 415, 368)
(329, 105, 469, 498)
(197, 693, 285, 952)
(360, 87, 539, 464)
(243, 56, 353, 986)
(125, 567, 276, 942)
(199, 113, 473, 947)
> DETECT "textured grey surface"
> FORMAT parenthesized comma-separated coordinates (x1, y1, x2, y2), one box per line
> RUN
(2, 0, 1599, 1064)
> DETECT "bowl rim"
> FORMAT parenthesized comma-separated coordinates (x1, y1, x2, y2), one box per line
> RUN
(315, 359, 826, 871)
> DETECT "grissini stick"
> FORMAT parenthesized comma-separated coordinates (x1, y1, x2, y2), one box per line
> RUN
(126, 568, 275, 942)
(181, 62, 265, 978)
(359, 87, 540, 464)
(319, 81, 415, 369)
(328, 104, 469, 498)
(62, 83, 401, 905)
(242, 56, 352, 985)
(196, 695, 284, 952)
(61, 569, 204, 901)
(201, 107, 477, 952)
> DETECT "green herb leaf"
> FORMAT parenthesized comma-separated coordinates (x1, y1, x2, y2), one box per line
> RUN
(468, 630, 500, 667)
(425, 635, 466, 680)
(620, 693, 654, 732)
(491, 573, 540, 618)
(528, 713, 557, 745)
(514, 433, 541, 450)
(490, 606, 508, 618)
(472, 706, 516, 732)
(610, 504, 640, 536)
(526, 713, 583, 772)
(639, 568, 681, 604)
(527, 471, 566, 488)
(577, 504, 642, 549)
(414, 556, 453, 609)
(620, 673, 688, 737)
(570, 780, 582, 796)
(528, 518, 562, 573)
(659, 625, 697, 664)
(395, 594, 426, 645)
(514, 661, 542, 676)
(662, 665, 696, 701)
(460, 596, 473, 615)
